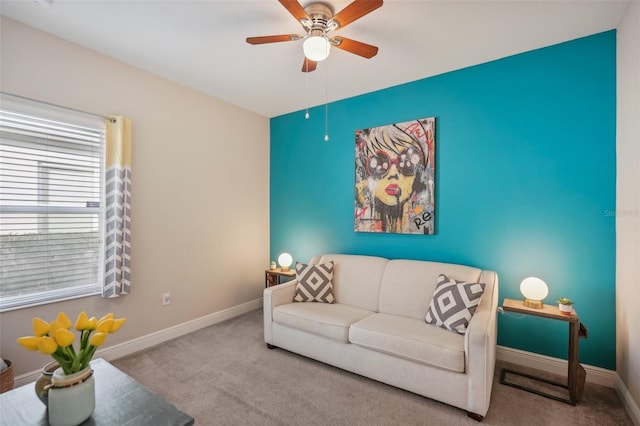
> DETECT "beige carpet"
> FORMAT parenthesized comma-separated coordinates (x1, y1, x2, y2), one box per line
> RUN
(112, 309, 632, 425)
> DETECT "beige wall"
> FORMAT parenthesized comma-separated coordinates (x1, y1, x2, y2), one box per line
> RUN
(616, 0, 640, 415)
(0, 17, 270, 376)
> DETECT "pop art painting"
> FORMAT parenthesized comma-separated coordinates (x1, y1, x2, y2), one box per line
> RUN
(354, 117, 435, 234)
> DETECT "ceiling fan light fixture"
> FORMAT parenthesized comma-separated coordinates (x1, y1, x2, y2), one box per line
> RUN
(303, 34, 331, 62)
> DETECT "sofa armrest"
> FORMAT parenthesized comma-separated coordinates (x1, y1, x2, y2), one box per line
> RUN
(263, 281, 297, 344)
(464, 270, 499, 417)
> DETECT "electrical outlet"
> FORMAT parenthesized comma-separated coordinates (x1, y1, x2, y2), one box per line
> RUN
(162, 292, 171, 306)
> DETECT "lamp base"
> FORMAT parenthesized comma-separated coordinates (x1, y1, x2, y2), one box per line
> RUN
(523, 298, 544, 309)
(280, 266, 290, 272)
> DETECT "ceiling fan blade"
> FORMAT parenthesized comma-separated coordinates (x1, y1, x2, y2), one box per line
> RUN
(330, 0, 383, 29)
(279, 0, 310, 22)
(302, 58, 317, 73)
(246, 35, 299, 45)
(332, 36, 378, 58)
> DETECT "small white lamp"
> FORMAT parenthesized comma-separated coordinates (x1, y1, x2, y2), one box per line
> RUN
(278, 252, 293, 272)
(520, 277, 548, 309)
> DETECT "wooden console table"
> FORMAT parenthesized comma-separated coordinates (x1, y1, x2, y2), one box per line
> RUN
(0, 358, 194, 425)
(500, 298, 588, 405)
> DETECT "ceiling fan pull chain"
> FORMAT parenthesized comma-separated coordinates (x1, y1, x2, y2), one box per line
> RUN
(324, 60, 329, 142)
(305, 59, 310, 119)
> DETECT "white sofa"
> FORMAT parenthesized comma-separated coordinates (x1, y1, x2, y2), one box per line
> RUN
(263, 254, 499, 420)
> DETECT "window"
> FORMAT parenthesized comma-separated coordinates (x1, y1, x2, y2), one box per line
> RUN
(0, 94, 106, 311)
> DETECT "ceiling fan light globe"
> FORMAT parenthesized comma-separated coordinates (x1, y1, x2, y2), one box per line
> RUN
(303, 36, 331, 62)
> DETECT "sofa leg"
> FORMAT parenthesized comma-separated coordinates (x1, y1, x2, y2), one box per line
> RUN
(467, 412, 484, 422)
(266, 343, 277, 349)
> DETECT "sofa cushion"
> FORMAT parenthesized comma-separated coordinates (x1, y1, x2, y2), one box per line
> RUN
(378, 259, 483, 321)
(294, 261, 335, 303)
(316, 254, 388, 311)
(273, 302, 374, 343)
(425, 274, 486, 334)
(349, 312, 465, 372)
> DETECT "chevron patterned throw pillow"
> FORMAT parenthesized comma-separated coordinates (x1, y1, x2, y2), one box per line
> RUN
(425, 274, 485, 334)
(293, 261, 335, 303)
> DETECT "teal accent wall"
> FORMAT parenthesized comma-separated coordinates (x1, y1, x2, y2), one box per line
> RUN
(270, 31, 616, 369)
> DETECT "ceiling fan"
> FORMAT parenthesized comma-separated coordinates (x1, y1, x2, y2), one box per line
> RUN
(246, 0, 383, 72)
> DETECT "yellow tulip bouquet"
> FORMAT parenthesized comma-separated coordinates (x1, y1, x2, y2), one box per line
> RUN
(17, 312, 126, 375)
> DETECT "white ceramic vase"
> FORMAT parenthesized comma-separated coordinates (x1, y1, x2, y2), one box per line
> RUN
(47, 366, 95, 426)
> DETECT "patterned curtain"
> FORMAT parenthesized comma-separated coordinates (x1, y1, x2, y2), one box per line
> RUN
(103, 116, 132, 298)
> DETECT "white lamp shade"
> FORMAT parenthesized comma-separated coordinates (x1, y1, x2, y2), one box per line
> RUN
(303, 36, 330, 62)
(277, 252, 293, 269)
(520, 277, 549, 300)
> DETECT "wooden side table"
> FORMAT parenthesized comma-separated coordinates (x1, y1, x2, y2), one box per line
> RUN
(500, 298, 588, 405)
(265, 268, 296, 288)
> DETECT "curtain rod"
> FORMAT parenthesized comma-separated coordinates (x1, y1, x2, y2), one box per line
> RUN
(1, 91, 117, 123)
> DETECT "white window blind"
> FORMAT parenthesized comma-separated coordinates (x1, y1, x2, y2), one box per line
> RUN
(0, 94, 106, 311)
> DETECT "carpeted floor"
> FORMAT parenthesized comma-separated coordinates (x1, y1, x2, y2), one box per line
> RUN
(112, 309, 632, 426)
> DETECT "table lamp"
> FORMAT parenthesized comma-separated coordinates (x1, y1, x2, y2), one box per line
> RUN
(520, 277, 548, 309)
(278, 252, 293, 272)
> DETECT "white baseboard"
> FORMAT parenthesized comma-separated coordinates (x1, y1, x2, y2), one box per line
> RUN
(615, 375, 640, 426)
(496, 345, 616, 388)
(13, 298, 262, 388)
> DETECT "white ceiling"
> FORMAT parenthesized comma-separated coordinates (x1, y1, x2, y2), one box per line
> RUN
(0, 0, 630, 118)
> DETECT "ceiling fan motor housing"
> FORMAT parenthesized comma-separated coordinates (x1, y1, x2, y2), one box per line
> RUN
(303, 3, 337, 34)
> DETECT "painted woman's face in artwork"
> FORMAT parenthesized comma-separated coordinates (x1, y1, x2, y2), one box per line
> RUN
(355, 118, 435, 235)
(366, 145, 423, 206)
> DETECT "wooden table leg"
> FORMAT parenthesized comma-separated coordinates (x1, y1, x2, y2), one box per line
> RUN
(568, 321, 586, 403)
(265, 272, 279, 288)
